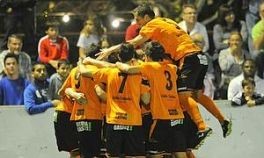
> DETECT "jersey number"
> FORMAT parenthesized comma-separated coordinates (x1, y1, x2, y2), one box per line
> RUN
(164, 70, 173, 90)
(118, 73, 128, 93)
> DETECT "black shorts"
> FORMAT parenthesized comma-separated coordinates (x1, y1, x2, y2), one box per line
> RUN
(101, 117, 107, 147)
(150, 119, 186, 153)
(105, 124, 145, 157)
(142, 113, 153, 152)
(182, 112, 199, 149)
(177, 52, 208, 92)
(75, 120, 102, 157)
(53, 111, 79, 152)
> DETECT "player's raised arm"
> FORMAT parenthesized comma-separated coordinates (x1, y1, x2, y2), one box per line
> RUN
(116, 61, 141, 74)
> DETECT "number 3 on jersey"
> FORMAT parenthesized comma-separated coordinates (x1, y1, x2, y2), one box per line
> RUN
(164, 70, 173, 90)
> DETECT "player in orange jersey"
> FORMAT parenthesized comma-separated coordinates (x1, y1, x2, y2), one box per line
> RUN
(59, 45, 104, 158)
(80, 43, 150, 157)
(52, 61, 80, 158)
(116, 41, 188, 158)
(96, 4, 232, 145)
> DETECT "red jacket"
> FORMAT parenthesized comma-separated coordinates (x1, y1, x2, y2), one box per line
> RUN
(38, 35, 69, 63)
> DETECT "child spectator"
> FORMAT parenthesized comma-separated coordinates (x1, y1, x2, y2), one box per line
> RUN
(77, 16, 105, 61)
(232, 77, 264, 107)
(38, 21, 69, 76)
(48, 59, 71, 100)
(24, 63, 60, 114)
(228, 59, 264, 100)
(0, 53, 30, 105)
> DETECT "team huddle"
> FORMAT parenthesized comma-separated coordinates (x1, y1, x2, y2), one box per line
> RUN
(53, 4, 232, 158)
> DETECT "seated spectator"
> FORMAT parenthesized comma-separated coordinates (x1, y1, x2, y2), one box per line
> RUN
(24, 63, 60, 114)
(38, 21, 69, 77)
(228, 59, 264, 100)
(231, 78, 264, 107)
(218, 31, 251, 99)
(252, 1, 264, 78)
(197, 0, 228, 31)
(179, 4, 209, 52)
(48, 60, 71, 100)
(0, 54, 30, 105)
(0, 34, 32, 80)
(213, 4, 248, 53)
(77, 16, 105, 61)
(245, 0, 261, 56)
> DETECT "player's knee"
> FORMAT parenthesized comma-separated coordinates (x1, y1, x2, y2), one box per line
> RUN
(172, 151, 187, 158)
(70, 148, 80, 158)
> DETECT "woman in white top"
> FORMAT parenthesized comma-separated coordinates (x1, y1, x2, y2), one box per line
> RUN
(77, 16, 106, 60)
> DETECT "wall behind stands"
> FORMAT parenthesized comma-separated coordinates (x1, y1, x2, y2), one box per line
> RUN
(0, 101, 264, 158)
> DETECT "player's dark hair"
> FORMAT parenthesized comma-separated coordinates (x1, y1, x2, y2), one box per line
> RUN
(118, 43, 135, 63)
(86, 44, 101, 59)
(144, 41, 165, 61)
(133, 4, 155, 19)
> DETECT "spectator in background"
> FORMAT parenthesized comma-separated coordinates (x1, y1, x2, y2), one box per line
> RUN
(218, 31, 251, 99)
(0, 0, 36, 58)
(228, 59, 264, 100)
(0, 53, 30, 105)
(77, 16, 106, 61)
(197, 0, 227, 30)
(0, 34, 32, 80)
(125, 22, 140, 41)
(252, 1, 264, 79)
(48, 60, 71, 100)
(213, 4, 248, 53)
(24, 63, 60, 114)
(38, 21, 69, 77)
(231, 77, 264, 107)
(245, 0, 262, 56)
(212, 4, 248, 98)
(179, 4, 210, 52)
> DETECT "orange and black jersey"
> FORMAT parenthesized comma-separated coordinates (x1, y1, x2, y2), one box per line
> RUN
(55, 96, 74, 114)
(139, 17, 201, 61)
(139, 62, 184, 120)
(59, 66, 103, 121)
(92, 67, 148, 126)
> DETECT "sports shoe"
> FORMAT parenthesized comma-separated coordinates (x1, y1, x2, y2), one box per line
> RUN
(221, 120, 232, 138)
(195, 127, 213, 149)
